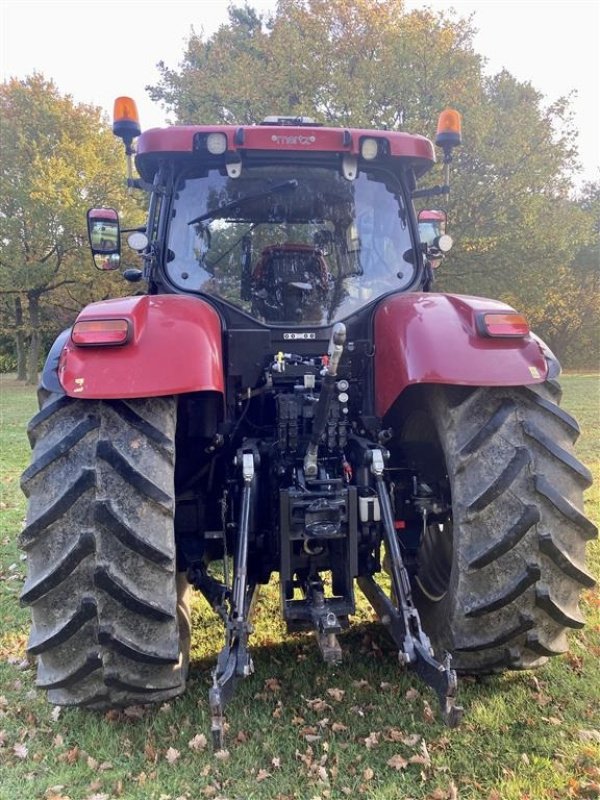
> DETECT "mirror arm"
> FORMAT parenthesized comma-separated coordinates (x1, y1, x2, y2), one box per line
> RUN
(127, 177, 154, 192)
(411, 185, 450, 199)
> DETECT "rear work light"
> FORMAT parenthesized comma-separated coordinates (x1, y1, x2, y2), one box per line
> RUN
(478, 312, 529, 338)
(359, 136, 388, 160)
(206, 132, 228, 155)
(72, 319, 130, 346)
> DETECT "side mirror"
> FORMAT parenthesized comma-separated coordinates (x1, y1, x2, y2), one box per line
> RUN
(418, 209, 447, 245)
(87, 208, 121, 271)
(418, 209, 452, 267)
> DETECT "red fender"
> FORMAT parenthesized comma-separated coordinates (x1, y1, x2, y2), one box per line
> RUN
(59, 295, 224, 399)
(373, 293, 548, 418)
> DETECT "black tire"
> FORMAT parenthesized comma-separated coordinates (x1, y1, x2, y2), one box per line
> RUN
(392, 382, 597, 673)
(20, 394, 190, 707)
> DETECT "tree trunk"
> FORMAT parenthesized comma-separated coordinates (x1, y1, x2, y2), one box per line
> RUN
(26, 292, 41, 386)
(14, 297, 27, 381)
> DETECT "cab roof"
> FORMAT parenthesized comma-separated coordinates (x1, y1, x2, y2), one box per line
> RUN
(135, 123, 436, 180)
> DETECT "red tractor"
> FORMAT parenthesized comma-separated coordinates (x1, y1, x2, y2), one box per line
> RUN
(21, 99, 596, 747)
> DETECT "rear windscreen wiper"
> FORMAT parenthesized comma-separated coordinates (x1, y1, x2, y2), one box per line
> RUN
(188, 180, 298, 226)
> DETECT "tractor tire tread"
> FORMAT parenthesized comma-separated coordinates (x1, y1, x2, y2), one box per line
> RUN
(21, 394, 187, 708)
(407, 382, 596, 673)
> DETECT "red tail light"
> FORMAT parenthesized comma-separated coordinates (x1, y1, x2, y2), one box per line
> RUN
(72, 319, 130, 346)
(478, 313, 529, 338)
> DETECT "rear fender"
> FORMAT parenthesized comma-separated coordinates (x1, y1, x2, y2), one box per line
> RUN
(373, 293, 549, 418)
(57, 295, 224, 400)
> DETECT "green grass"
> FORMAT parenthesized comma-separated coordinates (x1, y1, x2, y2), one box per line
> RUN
(0, 373, 598, 800)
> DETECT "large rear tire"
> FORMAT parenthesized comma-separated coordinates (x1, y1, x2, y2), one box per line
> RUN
(393, 382, 597, 672)
(20, 394, 189, 707)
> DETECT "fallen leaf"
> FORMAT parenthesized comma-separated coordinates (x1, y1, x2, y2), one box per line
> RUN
(188, 733, 208, 751)
(578, 730, 600, 743)
(386, 728, 404, 742)
(327, 688, 345, 702)
(405, 688, 420, 701)
(165, 747, 180, 764)
(50, 706, 61, 722)
(256, 769, 271, 782)
(87, 756, 98, 770)
(307, 698, 331, 713)
(66, 746, 79, 764)
(214, 749, 230, 760)
(144, 742, 158, 763)
(272, 756, 281, 768)
(422, 701, 435, 724)
(403, 733, 421, 747)
(363, 767, 374, 780)
(364, 731, 379, 749)
(265, 678, 281, 692)
(123, 705, 146, 720)
(44, 786, 66, 798)
(387, 754, 408, 771)
(331, 722, 348, 733)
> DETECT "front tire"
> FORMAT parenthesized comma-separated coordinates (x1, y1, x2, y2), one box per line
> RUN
(20, 394, 189, 707)
(393, 382, 597, 672)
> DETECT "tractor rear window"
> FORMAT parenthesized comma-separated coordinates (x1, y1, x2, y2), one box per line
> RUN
(165, 165, 417, 326)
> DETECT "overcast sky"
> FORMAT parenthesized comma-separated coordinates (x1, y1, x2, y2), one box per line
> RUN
(1, 0, 598, 187)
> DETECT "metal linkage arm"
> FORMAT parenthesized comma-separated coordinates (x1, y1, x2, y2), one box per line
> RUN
(358, 449, 463, 727)
(209, 452, 257, 750)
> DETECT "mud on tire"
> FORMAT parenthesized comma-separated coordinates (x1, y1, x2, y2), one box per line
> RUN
(394, 381, 597, 673)
(20, 394, 188, 707)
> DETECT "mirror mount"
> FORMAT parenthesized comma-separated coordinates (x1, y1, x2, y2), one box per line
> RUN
(435, 108, 462, 190)
(113, 97, 142, 188)
(411, 184, 450, 200)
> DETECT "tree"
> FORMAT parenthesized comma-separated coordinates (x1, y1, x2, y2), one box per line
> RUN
(148, 0, 483, 130)
(0, 74, 139, 383)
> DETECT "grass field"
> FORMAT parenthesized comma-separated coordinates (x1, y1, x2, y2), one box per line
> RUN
(0, 374, 598, 800)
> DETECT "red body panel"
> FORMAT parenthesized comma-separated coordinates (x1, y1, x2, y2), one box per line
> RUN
(59, 295, 224, 399)
(373, 293, 548, 417)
